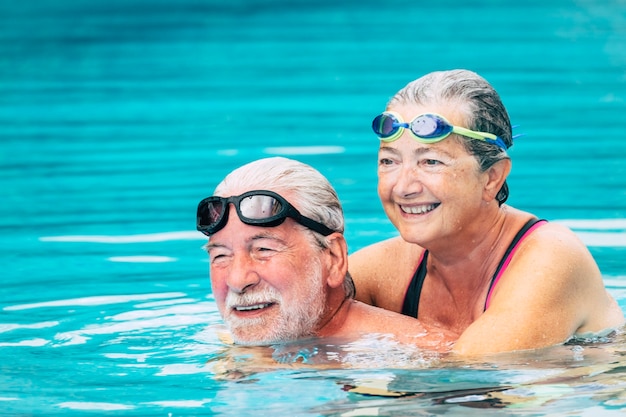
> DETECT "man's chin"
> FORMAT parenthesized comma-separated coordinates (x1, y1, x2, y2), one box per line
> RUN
(229, 327, 303, 346)
(229, 325, 280, 346)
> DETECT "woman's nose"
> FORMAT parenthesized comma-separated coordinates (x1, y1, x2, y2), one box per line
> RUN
(394, 164, 424, 197)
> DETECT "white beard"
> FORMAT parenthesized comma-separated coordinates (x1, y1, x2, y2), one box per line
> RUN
(223, 258, 327, 345)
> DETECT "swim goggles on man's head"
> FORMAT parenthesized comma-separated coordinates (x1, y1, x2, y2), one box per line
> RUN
(372, 111, 508, 150)
(196, 190, 335, 237)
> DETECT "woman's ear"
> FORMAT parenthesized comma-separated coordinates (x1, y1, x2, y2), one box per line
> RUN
(483, 159, 511, 202)
(324, 233, 349, 289)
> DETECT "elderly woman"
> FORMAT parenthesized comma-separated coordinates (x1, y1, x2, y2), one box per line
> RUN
(349, 69, 624, 355)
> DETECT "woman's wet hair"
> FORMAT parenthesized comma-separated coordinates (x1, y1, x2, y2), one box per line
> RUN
(388, 69, 513, 205)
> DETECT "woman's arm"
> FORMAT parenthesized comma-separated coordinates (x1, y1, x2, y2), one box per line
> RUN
(349, 237, 424, 313)
(452, 223, 624, 356)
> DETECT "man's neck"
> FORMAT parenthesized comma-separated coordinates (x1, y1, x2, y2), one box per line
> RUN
(314, 290, 351, 338)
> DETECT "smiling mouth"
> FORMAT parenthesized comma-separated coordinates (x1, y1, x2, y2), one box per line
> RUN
(400, 203, 440, 215)
(234, 303, 274, 312)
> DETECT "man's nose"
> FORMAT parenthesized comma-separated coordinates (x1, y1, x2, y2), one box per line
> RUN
(225, 252, 261, 294)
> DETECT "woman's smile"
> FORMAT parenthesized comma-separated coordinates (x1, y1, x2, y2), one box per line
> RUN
(399, 202, 440, 215)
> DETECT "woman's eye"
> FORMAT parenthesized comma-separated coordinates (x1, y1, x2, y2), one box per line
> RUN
(423, 159, 442, 166)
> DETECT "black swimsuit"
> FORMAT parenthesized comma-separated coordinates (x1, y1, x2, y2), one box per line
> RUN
(400, 218, 546, 318)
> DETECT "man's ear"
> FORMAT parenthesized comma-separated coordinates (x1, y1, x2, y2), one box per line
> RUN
(324, 233, 349, 289)
(483, 158, 511, 202)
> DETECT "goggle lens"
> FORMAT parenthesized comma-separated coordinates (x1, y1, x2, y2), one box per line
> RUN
(372, 113, 400, 138)
(239, 195, 282, 220)
(410, 114, 452, 139)
(205, 200, 224, 223)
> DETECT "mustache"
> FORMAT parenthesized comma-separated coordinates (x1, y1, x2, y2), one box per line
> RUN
(225, 287, 281, 309)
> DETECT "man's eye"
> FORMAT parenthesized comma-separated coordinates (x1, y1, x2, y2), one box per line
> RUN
(255, 246, 276, 253)
(209, 255, 230, 267)
(252, 244, 284, 259)
(208, 252, 230, 264)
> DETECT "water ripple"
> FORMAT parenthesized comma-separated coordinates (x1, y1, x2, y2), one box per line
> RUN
(4, 292, 187, 311)
(38, 223, 626, 247)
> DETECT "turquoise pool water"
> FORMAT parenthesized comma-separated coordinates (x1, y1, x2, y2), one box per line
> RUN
(2, 0, 626, 415)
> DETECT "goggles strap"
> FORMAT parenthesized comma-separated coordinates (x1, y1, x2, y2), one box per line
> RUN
(452, 126, 497, 141)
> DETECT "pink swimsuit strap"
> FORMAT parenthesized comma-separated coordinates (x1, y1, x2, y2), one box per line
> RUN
(484, 219, 548, 310)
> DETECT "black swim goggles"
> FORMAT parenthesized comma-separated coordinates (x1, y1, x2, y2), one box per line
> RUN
(372, 111, 508, 151)
(196, 190, 335, 237)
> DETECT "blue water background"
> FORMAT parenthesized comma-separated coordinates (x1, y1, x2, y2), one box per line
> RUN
(2, 0, 626, 415)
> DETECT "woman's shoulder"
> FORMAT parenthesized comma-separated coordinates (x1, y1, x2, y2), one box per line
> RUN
(501, 207, 586, 254)
(350, 235, 422, 265)
(496, 209, 602, 295)
(501, 209, 584, 248)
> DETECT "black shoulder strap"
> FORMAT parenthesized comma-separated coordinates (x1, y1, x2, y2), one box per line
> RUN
(401, 250, 428, 318)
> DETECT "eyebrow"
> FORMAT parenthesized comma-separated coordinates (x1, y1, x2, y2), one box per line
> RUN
(379, 144, 456, 159)
(202, 241, 223, 253)
(203, 232, 288, 251)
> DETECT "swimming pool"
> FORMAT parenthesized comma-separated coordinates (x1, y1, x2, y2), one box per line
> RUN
(2, 0, 626, 415)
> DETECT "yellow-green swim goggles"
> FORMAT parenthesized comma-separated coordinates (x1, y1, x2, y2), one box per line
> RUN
(372, 112, 508, 150)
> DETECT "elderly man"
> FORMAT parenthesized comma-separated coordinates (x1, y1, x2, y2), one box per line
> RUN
(196, 157, 455, 350)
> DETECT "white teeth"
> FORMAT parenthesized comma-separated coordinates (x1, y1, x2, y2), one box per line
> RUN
(235, 303, 271, 311)
(401, 204, 437, 214)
